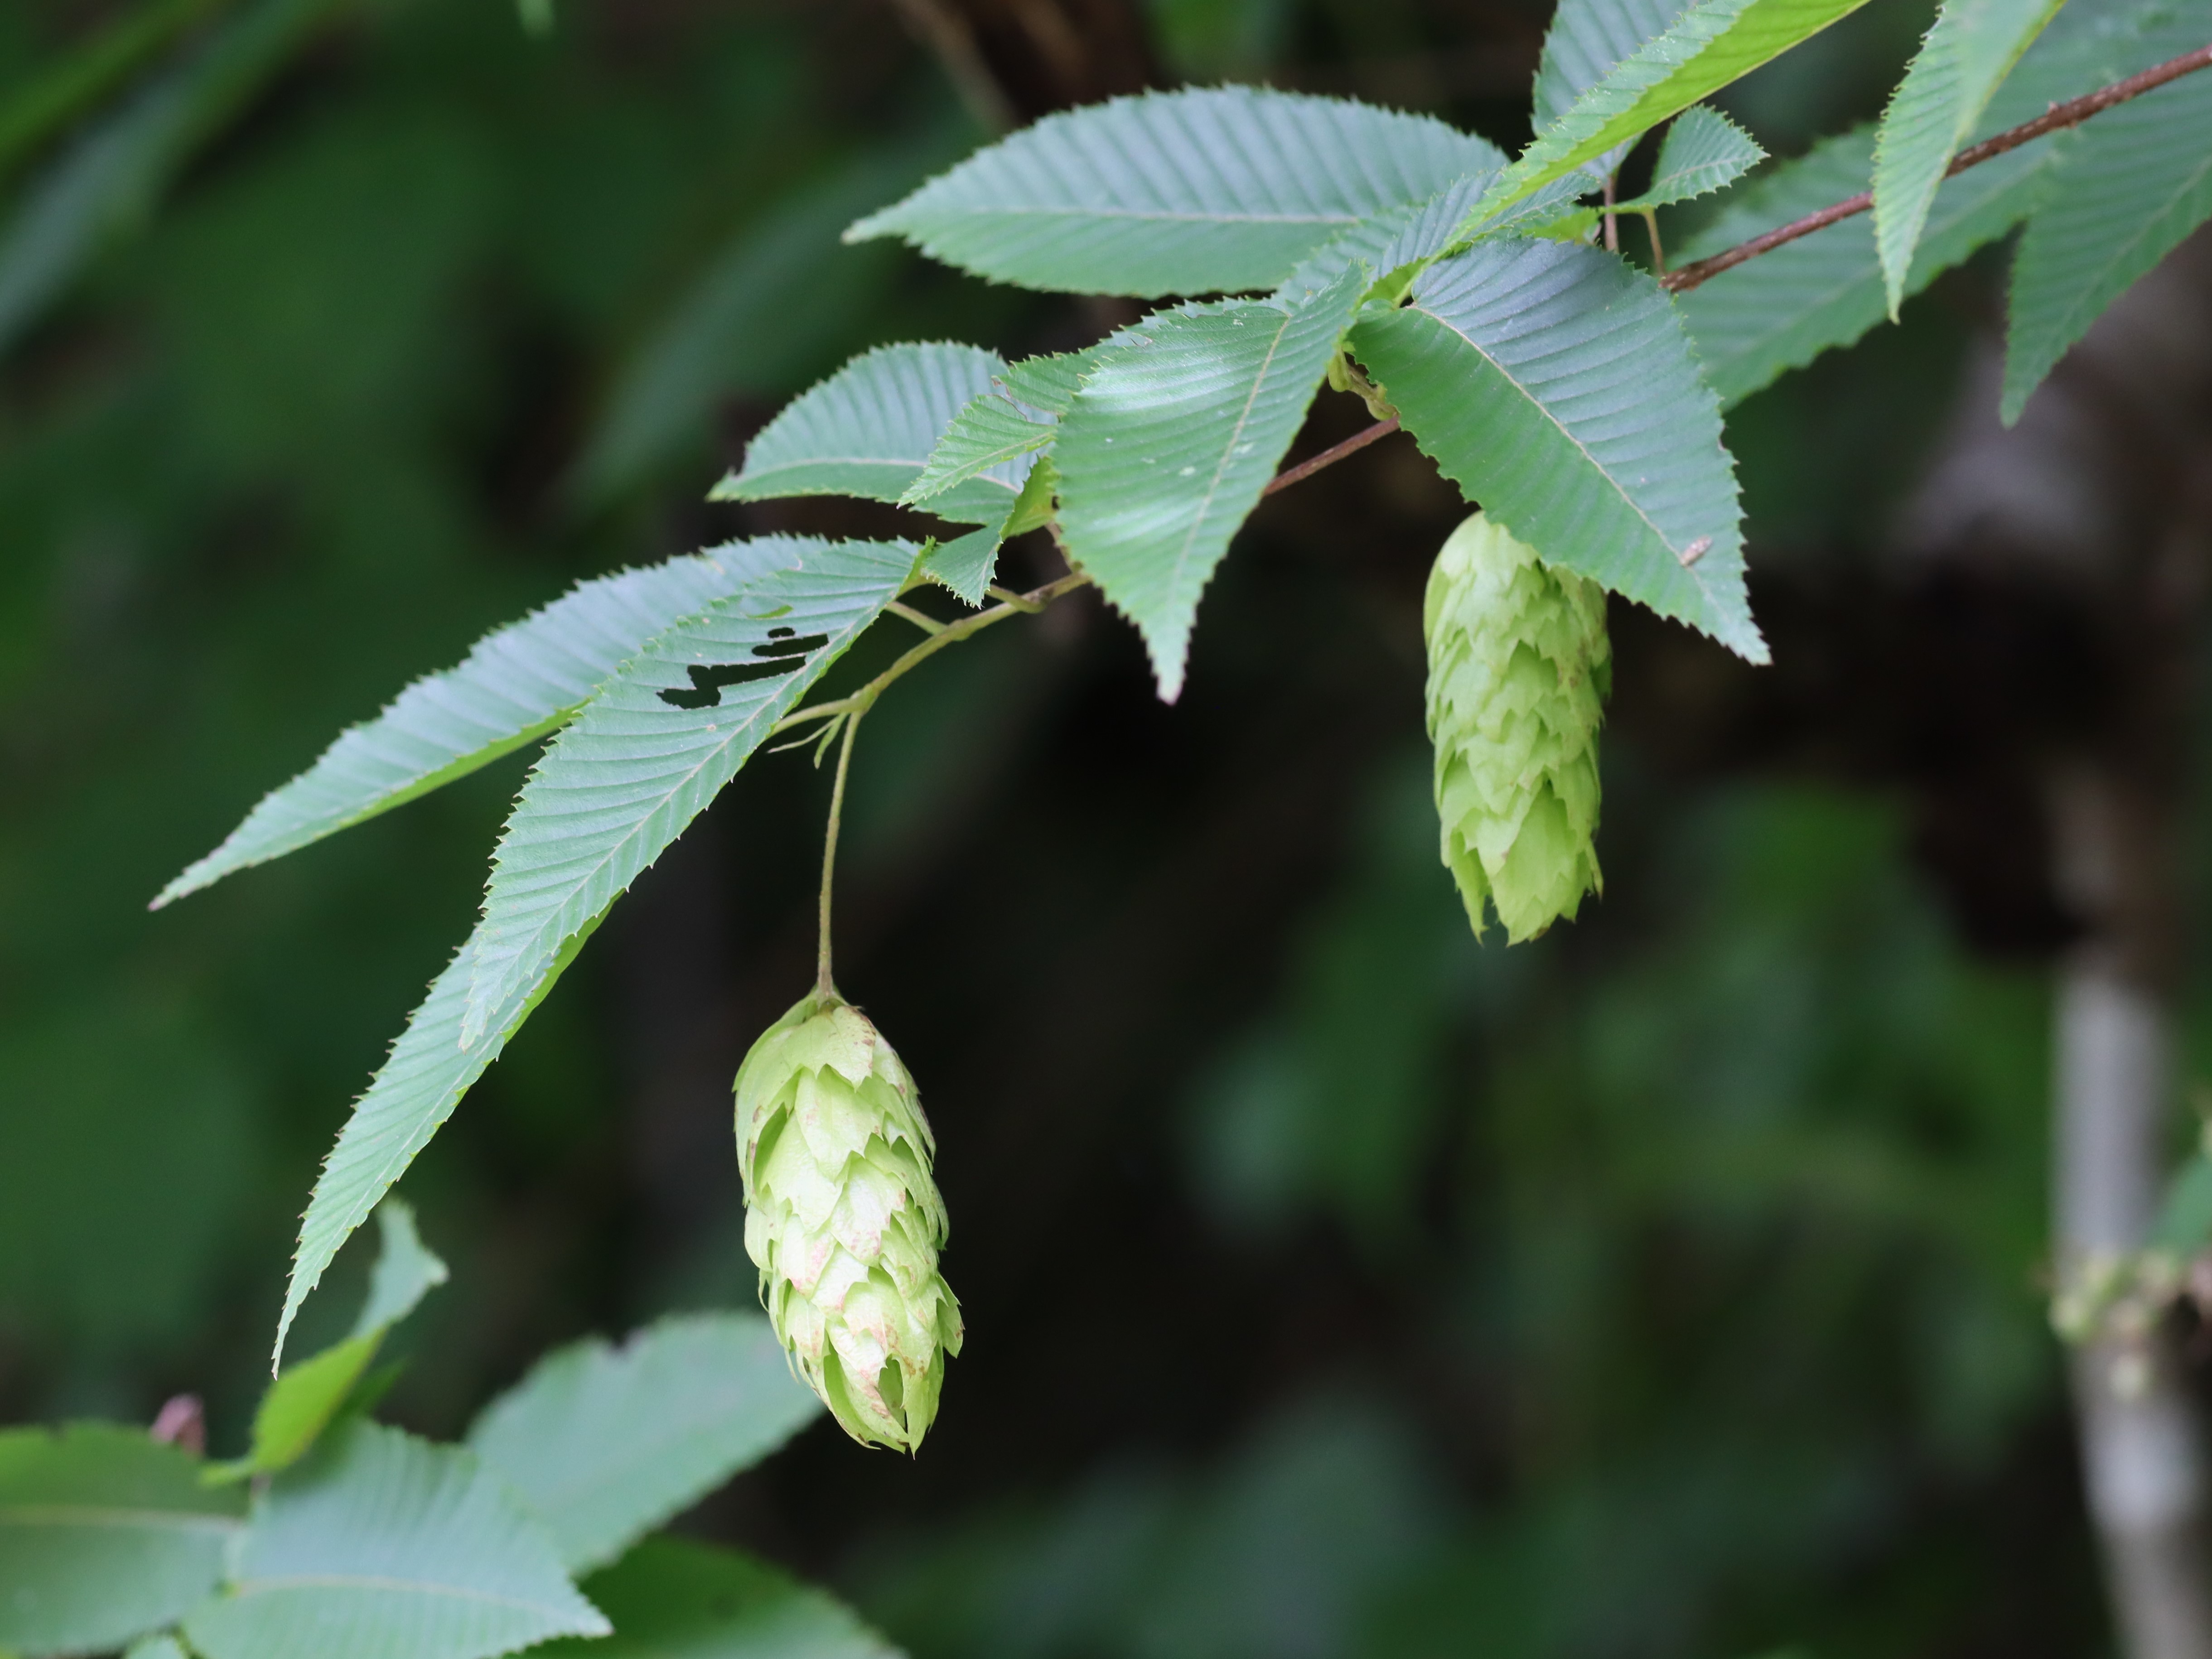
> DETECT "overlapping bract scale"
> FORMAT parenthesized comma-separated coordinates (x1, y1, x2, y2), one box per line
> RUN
(734, 995, 961, 1453)
(1424, 513, 1610, 944)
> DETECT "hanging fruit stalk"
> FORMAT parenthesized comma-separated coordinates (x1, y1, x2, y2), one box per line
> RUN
(734, 707, 960, 1450)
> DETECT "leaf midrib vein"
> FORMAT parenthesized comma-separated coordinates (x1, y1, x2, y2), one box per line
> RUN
(1410, 297, 1691, 576)
(234, 1571, 573, 1611)
(1, 1506, 239, 1533)
(1167, 310, 1299, 606)
(937, 205, 1359, 226)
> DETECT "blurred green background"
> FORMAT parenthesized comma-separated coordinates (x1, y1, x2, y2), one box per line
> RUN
(0, 0, 2174, 1653)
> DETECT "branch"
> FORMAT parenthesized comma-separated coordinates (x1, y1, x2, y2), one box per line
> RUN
(1260, 416, 1400, 497)
(772, 569, 1092, 738)
(1661, 39, 2212, 293)
(1259, 41, 2212, 495)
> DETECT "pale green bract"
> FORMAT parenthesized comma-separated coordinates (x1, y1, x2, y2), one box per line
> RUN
(1872, 0, 2067, 318)
(1424, 513, 1610, 944)
(735, 993, 961, 1453)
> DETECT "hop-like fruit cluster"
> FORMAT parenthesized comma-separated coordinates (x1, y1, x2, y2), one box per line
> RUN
(1424, 511, 1610, 942)
(734, 992, 961, 1451)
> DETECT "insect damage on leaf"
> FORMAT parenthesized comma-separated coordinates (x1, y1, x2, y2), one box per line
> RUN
(659, 627, 832, 708)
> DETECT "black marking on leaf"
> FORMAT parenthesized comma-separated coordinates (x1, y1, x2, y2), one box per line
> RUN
(749, 628, 825, 660)
(661, 649, 818, 709)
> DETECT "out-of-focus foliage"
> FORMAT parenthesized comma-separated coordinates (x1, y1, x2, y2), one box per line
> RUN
(0, 0, 2175, 1654)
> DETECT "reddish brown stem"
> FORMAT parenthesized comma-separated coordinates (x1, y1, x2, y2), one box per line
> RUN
(1662, 39, 2212, 294)
(1260, 415, 1400, 495)
(1260, 42, 2212, 498)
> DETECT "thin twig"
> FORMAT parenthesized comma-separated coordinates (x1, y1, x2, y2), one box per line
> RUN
(1602, 173, 1620, 254)
(770, 570, 1092, 739)
(1640, 207, 1666, 274)
(1254, 42, 2212, 499)
(816, 709, 863, 998)
(886, 0, 1016, 133)
(1261, 416, 1401, 496)
(886, 599, 947, 635)
(1662, 40, 2212, 293)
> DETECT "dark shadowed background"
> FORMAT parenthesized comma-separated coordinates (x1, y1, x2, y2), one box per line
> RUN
(5, 0, 2209, 1653)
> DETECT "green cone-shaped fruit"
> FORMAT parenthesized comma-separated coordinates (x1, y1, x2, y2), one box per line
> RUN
(734, 991, 961, 1451)
(1423, 511, 1610, 943)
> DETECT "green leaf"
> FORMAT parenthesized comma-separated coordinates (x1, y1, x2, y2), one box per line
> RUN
(459, 538, 918, 1048)
(998, 350, 1093, 414)
(274, 552, 889, 1370)
(712, 343, 1024, 528)
(1277, 175, 1489, 300)
(1276, 172, 1596, 301)
(0, 0, 343, 358)
(919, 525, 1008, 607)
(539, 1537, 899, 1659)
(348, 1195, 450, 1337)
(1873, 0, 2066, 317)
(183, 1422, 607, 1659)
(846, 87, 1504, 298)
(1463, 0, 1875, 231)
(1056, 263, 1367, 699)
(900, 391, 1054, 506)
(124, 1637, 193, 1659)
(210, 1336, 381, 1486)
(1613, 104, 1766, 210)
(1534, 0, 1688, 178)
(274, 909, 609, 1370)
(0, 1424, 244, 1658)
(216, 1200, 450, 1483)
(155, 546, 799, 908)
(1672, 129, 2048, 406)
(2003, 24, 2212, 421)
(1673, 0, 2193, 405)
(467, 1312, 821, 1574)
(1351, 237, 1762, 660)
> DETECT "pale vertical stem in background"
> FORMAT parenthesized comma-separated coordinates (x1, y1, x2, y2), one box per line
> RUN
(2054, 766, 2212, 1659)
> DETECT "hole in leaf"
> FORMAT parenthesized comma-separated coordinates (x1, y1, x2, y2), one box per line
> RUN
(659, 645, 819, 709)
